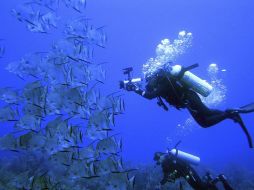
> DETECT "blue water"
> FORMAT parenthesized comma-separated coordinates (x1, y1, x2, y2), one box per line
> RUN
(1, 0, 254, 173)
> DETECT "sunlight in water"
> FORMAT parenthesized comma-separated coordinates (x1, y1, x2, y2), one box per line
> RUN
(202, 63, 227, 107)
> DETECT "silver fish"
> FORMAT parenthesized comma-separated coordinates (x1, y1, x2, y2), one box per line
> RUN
(0, 106, 18, 122)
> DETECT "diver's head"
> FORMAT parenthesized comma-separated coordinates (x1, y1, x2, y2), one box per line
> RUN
(145, 68, 165, 82)
(145, 74, 153, 83)
(154, 152, 166, 165)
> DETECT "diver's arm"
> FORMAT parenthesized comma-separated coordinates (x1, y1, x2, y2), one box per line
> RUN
(133, 87, 158, 99)
(125, 82, 158, 99)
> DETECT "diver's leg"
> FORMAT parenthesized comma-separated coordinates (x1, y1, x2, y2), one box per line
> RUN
(227, 102, 254, 114)
(217, 175, 234, 190)
(184, 90, 228, 128)
(184, 166, 218, 190)
(185, 90, 253, 147)
(226, 113, 253, 148)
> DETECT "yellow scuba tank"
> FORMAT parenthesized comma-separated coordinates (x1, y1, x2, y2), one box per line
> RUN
(170, 65, 213, 97)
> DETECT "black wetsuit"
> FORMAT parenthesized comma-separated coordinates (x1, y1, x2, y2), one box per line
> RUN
(160, 154, 218, 190)
(156, 153, 234, 190)
(134, 75, 229, 128)
(129, 71, 253, 148)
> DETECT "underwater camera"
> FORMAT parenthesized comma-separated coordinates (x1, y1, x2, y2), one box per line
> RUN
(119, 67, 142, 90)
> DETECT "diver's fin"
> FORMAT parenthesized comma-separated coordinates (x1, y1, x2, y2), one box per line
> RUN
(235, 115, 253, 148)
(227, 103, 254, 114)
(239, 102, 254, 113)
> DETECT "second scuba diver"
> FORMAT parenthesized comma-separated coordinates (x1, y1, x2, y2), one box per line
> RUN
(154, 148, 234, 190)
(121, 63, 254, 148)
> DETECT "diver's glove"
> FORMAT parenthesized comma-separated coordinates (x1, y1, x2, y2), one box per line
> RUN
(125, 82, 146, 96)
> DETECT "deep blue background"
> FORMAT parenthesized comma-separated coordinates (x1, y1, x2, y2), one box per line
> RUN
(1, 0, 254, 171)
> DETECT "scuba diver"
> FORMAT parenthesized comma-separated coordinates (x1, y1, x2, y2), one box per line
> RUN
(120, 64, 254, 148)
(154, 148, 234, 190)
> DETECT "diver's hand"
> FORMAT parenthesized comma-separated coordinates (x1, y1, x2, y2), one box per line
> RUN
(125, 82, 137, 91)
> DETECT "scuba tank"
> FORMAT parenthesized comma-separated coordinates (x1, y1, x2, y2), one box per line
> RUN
(170, 64, 213, 97)
(170, 149, 200, 166)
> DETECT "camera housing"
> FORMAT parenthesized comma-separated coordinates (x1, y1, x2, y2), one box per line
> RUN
(120, 67, 142, 89)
